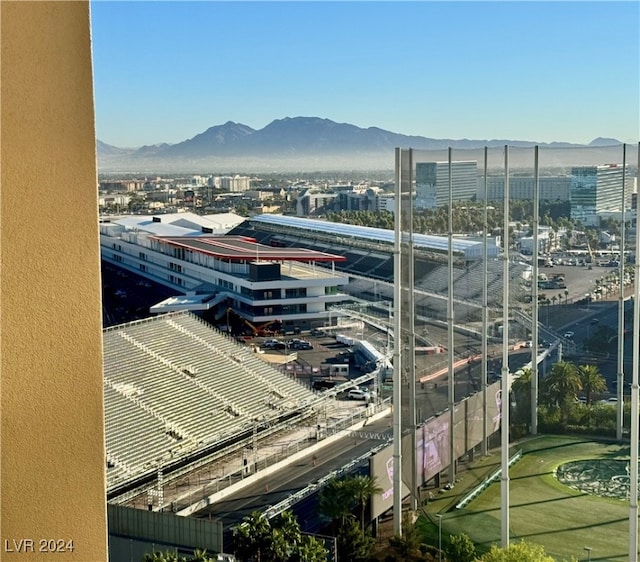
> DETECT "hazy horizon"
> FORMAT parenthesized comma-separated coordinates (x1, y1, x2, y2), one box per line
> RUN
(90, 1, 639, 148)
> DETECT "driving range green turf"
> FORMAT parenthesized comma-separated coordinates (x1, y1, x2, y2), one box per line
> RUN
(422, 435, 634, 561)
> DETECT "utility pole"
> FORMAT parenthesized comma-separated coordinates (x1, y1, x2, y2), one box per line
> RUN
(500, 145, 511, 547)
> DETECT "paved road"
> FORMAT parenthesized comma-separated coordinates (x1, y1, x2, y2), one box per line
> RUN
(192, 348, 533, 530)
(560, 299, 634, 396)
(193, 416, 393, 533)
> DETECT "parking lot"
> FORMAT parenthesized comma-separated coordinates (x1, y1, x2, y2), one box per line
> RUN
(243, 327, 401, 400)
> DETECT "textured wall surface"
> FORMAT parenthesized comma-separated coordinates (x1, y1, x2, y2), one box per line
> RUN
(1, 2, 108, 559)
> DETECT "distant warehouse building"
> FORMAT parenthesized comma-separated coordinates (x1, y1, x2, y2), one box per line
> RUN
(99, 212, 351, 332)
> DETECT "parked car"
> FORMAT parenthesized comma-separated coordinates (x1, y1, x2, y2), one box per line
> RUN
(286, 339, 312, 350)
(262, 339, 286, 350)
(348, 388, 369, 401)
(563, 331, 574, 339)
(313, 379, 338, 390)
(288, 339, 312, 350)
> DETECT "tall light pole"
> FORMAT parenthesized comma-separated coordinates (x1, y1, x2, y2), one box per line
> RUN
(481, 146, 489, 455)
(447, 147, 456, 484)
(436, 514, 442, 562)
(500, 145, 511, 547)
(583, 546, 592, 562)
(629, 141, 640, 561)
(531, 145, 539, 435)
(616, 144, 627, 441)
(392, 147, 406, 535)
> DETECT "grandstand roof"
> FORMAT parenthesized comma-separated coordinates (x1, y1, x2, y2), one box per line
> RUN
(153, 235, 347, 262)
(149, 293, 220, 313)
(250, 214, 499, 259)
(108, 212, 246, 237)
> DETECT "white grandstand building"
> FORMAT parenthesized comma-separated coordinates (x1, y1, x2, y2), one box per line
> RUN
(104, 311, 321, 495)
(100, 212, 352, 332)
(229, 215, 529, 324)
(246, 214, 500, 261)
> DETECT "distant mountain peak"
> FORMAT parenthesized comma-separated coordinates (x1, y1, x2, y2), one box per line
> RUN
(96, 117, 632, 173)
(199, 121, 254, 136)
(589, 137, 621, 147)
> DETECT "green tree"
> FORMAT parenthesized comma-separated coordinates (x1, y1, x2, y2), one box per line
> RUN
(345, 475, 382, 531)
(190, 550, 211, 562)
(232, 511, 274, 562)
(235, 202, 250, 216)
(318, 477, 355, 535)
(446, 533, 476, 562)
(511, 367, 533, 430)
(336, 517, 374, 562)
(141, 552, 186, 562)
(541, 361, 582, 419)
(474, 540, 576, 562)
(232, 510, 326, 562)
(291, 535, 329, 562)
(388, 512, 423, 560)
(271, 511, 302, 561)
(578, 364, 607, 405)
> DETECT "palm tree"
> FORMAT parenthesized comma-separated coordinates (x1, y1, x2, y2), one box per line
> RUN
(232, 511, 273, 562)
(511, 367, 533, 429)
(578, 364, 607, 405)
(541, 361, 582, 421)
(271, 510, 301, 561)
(346, 475, 382, 531)
(318, 478, 355, 535)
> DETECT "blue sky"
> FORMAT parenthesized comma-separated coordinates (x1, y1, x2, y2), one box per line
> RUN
(90, 1, 639, 148)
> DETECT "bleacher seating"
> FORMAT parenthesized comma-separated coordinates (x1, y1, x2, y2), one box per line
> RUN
(103, 312, 317, 490)
(369, 258, 394, 281)
(354, 255, 386, 276)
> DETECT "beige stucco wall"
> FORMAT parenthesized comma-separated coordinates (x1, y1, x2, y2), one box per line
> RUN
(1, 2, 108, 559)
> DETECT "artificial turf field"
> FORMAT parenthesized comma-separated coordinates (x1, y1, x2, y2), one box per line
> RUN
(420, 435, 635, 561)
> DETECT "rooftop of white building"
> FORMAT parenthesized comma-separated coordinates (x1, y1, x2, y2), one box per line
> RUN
(106, 211, 246, 237)
(250, 214, 499, 259)
(154, 235, 346, 263)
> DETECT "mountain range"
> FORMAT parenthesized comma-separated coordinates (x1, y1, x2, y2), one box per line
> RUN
(97, 117, 628, 174)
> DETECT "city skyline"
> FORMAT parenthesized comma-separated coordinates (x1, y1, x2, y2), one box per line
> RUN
(90, 1, 639, 148)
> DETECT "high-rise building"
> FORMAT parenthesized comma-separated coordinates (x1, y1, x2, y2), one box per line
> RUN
(220, 174, 251, 192)
(570, 164, 627, 225)
(415, 161, 478, 209)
